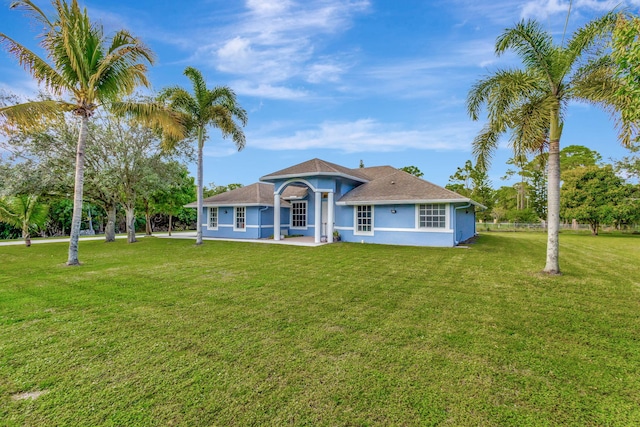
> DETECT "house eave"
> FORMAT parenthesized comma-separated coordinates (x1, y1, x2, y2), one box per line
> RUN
(185, 203, 278, 208)
(336, 198, 486, 209)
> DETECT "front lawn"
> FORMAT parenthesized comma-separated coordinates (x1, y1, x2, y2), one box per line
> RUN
(1, 233, 638, 426)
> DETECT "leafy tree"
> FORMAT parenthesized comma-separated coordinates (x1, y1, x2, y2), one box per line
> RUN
(467, 13, 637, 274)
(203, 183, 244, 198)
(159, 67, 247, 246)
(0, 194, 49, 246)
(0, 0, 181, 264)
(505, 207, 540, 224)
(446, 160, 494, 220)
(492, 186, 518, 221)
(150, 163, 196, 236)
(560, 165, 637, 234)
(559, 145, 602, 173)
(502, 154, 547, 218)
(400, 165, 424, 178)
(616, 144, 640, 183)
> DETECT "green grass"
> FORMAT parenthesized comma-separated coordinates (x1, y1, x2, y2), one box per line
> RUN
(1, 233, 639, 426)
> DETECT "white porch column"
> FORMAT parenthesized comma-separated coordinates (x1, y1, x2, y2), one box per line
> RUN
(314, 190, 322, 243)
(327, 191, 334, 243)
(274, 193, 281, 241)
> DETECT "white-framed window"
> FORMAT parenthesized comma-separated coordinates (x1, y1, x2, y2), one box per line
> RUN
(208, 207, 218, 229)
(354, 205, 373, 235)
(291, 201, 307, 229)
(234, 207, 246, 231)
(418, 204, 447, 228)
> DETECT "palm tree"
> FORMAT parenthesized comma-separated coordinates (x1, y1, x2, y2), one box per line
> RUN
(0, 0, 181, 265)
(159, 67, 247, 245)
(0, 195, 49, 246)
(467, 13, 637, 274)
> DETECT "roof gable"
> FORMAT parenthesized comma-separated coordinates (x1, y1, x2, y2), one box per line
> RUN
(261, 158, 369, 182)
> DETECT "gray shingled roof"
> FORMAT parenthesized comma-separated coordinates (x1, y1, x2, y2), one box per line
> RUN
(186, 160, 484, 209)
(261, 158, 370, 182)
(338, 167, 483, 206)
(185, 183, 292, 207)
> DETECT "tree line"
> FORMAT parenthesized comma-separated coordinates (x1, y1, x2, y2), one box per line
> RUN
(443, 144, 640, 235)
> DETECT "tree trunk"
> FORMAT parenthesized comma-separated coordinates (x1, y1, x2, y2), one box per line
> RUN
(196, 130, 204, 245)
(144, 199, 152, 236)
(67, 116, 89, 265)
(543, 106, 561, 275)
(168, 214, 173, 236)
(105, 203, 116, 242)
(23, 224, 30, 247)
(590, 222, 599, 235)
(125, 205, 137, 243)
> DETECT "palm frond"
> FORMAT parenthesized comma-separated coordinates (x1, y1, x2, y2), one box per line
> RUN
(472, 124, 504, 172)
(566, 11, 617, 65)
(0, 194, 49, 232)
(184, 67, 208, 109)
(467, 69, 541, 122)
(9, 0, 54, 29)
(212, 86, 249, 126)
(0, 99, 75, 130)
(496, 20, 554, 80)
(0, 33, 70, 94)
(158, 87, 199, 119)
(110, 100, 188, 148)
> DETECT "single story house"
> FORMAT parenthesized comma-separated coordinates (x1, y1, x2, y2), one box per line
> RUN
(187, 158, 485, 247)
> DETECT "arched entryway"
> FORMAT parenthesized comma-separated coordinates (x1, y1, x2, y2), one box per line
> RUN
(273, 179, 334, 244)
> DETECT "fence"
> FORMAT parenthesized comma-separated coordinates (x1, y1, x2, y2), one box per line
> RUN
(476, 222, 640, 233)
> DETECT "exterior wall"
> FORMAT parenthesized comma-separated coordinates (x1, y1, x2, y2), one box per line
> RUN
(453, 204, 477, 244)
(201, 206, 291, 239)
(334, 203, 457, 247)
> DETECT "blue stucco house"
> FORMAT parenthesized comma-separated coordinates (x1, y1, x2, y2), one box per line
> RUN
(188, 159, 485, 247)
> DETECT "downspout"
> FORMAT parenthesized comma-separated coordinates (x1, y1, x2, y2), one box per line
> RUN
(259, 205, 269, 239)
(454, 203, 473, 245)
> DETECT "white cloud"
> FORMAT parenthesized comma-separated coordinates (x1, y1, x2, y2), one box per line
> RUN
(231, 81, 308, 99)
(196, 0, 370, 96)
(520, 0, 627, 19)
(521, 0, 569, 19)
(246, 0, 293, 16)
(306, 63, 344, 84)
(249, 119, 477, 153)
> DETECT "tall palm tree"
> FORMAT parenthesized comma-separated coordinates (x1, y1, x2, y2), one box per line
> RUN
(467, 13, 637, 274)
(0, 194, 49, 246)
(159, 67, 247, 245)
(0, 0, 181, 265)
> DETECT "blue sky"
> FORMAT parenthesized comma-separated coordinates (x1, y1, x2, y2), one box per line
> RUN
(1, 0, 638, 188)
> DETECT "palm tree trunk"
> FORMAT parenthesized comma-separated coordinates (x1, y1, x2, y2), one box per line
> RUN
(105, 203, 116, 242)
(196, 130, 204, 245)
(67, 116, 89, 265)
(544, 107, 562, 275)
(23, 224, 30, 247)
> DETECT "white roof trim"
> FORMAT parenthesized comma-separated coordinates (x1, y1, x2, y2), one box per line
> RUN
(202, 203, 275, 208)
(336, 198, 487, 209)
